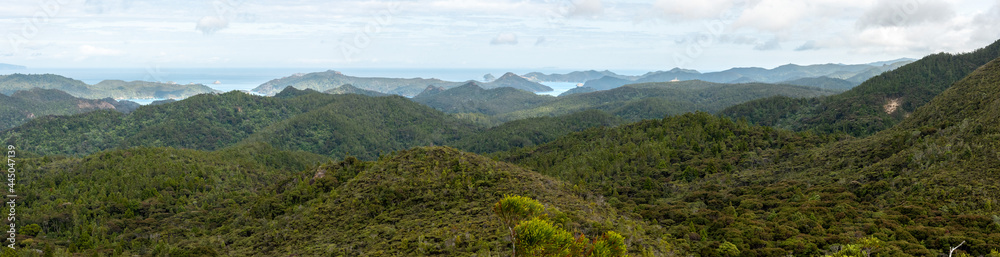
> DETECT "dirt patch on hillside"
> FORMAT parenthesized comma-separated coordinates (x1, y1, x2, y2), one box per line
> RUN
(884, 97, 902, 114)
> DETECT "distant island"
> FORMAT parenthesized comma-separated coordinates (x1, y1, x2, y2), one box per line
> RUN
(0, 63, 27, 70)
(252, 70, 552, 96)
(0, 73, 220, 99)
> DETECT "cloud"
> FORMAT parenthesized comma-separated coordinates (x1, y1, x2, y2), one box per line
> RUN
(569, 0, 604, 17)
(196, 16, 230, 35)
(490, 32, 518, 45)
(753, 38, 780, 51)
(855, 0, 956, 29)
(653, 0, 740, 20)
(535, 36, 547, 46)
(718, 34, 761, 45)
(795, 40, 820, 51)
(971, 1, 1000, 44)
(77, 45, 123, 61)
(84, 0, 134, 14)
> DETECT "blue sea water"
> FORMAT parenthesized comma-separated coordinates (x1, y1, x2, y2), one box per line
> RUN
(1, 68, 642, 103)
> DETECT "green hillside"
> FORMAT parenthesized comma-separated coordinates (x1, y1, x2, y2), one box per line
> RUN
(13, 143, 329, 256)
(0, 74, 92, 96)
(779, 76, 856, 91)
(1, 90, 481, 159)
(2, 91, 316, 156)
(453, 109, 622, 154)
(413, 82, 555, 115)
(496, 80, 837, 122)
(13, 145, 671, 256)
(242, 94, 478, 160)
(722, 39, 1000, 137)
(323, 84, 389, 96)
(500, 57, 1000, 256)
(0, 88, 137, 130)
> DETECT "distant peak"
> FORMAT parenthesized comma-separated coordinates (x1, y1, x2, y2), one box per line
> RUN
(668, 67, 700, 74)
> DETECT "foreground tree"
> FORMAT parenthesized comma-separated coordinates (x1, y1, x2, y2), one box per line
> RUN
(492, 194, 627, 257)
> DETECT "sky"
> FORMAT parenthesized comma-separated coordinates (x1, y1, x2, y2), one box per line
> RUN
(0, 0, 998, 71)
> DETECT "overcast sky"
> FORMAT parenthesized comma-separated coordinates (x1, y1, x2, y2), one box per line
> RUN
(1, 0, 998, 71)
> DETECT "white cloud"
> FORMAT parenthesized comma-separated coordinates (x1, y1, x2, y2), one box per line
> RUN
(535, 36, 547, 46)
(855, 0, 956, 29)
(490, 32, 518, 45)
(79, 45, 122, 56)
(653, 0, 739, 20)
(795, 40, 820, 51)
(196, 16, 229, 35)
(84, 0, 134, 14)
(753, 38, 780, 51)
(971, 1, 1000, 45)
(77, 45, 123, 61)
(570, 0, 604, 17)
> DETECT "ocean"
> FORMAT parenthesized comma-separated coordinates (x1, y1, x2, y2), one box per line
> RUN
(0, 68, 642, 102)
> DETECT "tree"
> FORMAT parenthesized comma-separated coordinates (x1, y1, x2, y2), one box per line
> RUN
(494, 195, 545, 257)
(492, 195, 628, 257)
(718, 241, 740, 257)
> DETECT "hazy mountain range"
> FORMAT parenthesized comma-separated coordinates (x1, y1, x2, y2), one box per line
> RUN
(0, 63, 26, 70)
(522, 59, 915, 93)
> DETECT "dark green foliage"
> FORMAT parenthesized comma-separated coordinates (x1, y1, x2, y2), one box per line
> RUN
(454, 109, 622, 154)
(497, 80, 837, 122)
(214, 147, 666, 256)
(581, 76, 633, 91)
(244, 94, 478, 160)
(323, 84, 390, 97)
(779, 76, 856, 91)
(2, 90, 478, 159)
(0, 88, 135, 130)
(3, 91, 300, 155)
(501, 56, 1000, 256)
(413, 82, 555, 115)
(558, 86, 597, 96)
(723, 39, 1000, 137)
(15, 143, 327, 256)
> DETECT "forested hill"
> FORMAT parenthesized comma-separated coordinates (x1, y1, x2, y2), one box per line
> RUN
(251, 70, 467, 96)
(240, 94, 478, 160)
(322, 84, 389, 96)
(0, 73, 218, 99)
(722, 39, 1000, 137)
(0, 88, 138, 130)
(498, 56, 1000, 256)
(493, 80, 837, 122)
(0, 90, 480, 159)
(14, 144, 671, 256)
(412, 82, 555, 115)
